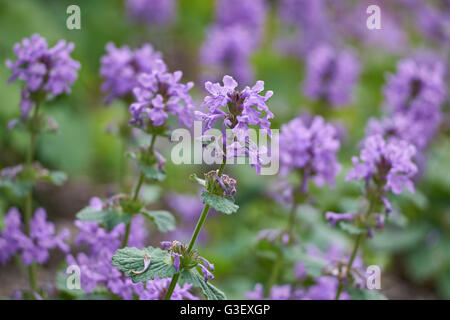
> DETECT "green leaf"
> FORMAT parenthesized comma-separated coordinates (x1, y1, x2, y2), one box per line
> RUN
(112, 246, 175, 282)
(141, 210, 176, 232)
(347, 287, 388, 300)
(0, 178, 34, 197)
(41, 171, 68, 186)
(339, 222, 367, 235)
(76, 207, 130, 231)
(137, 162, 166, 181)
(189, 173, 206, 187)
(140, 185, 161, 204)
(201, 192, 239, 215)
(180, 269, 226, 300)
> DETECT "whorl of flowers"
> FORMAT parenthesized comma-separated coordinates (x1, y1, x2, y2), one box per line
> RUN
(100, 43, 162, 104)
(384, 58, 446, 117)
(195, 76, 274, 174)
(303, 44, 360, 107)
(347, 134, 417, 195)
(126, 0, 175, 26)
(0, 207, 69, 266)
(5, 34, 80, 119)
(129, 59, 195, 128)
(279, 115, 341, 188)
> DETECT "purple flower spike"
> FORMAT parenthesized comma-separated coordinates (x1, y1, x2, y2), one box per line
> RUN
(280, 115, 341, 187)
(129, 60, 195, 129)
(347, 134, 417, 195)
(100, 43, 162, 104)
(5, 34, 80, 119)
(325, 212, 354, 226)
(303, 44, 360, 107)
(126, 0, 175, 26)
(172, 253, 182, 272)
(199, 263, 214, 282)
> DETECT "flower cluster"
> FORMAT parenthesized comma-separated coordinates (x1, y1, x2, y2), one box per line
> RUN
(0, 207, 69, 266)
(125, 0, 175, 26)
(347, 134, 417, 196)
(379, 57, 446, 151)
(100, 43, 162, 104)
(160, 240, 215, 282)
(279, 115, 341, 188)
(195, 76, 274, 174)
(129, 60, 195, 129)
(5, 34, 80, 119)
(303, 44, 360, 107)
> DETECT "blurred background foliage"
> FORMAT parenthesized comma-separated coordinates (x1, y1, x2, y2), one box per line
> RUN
(0, 0, 449, 299)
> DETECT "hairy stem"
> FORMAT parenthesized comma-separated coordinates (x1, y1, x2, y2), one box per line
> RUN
(165, 161, 226, 300)
(122, 134, 157, 248)
(25, 103, 40, 292)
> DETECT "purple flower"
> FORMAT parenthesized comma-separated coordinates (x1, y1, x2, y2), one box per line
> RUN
(171, 252, 182, 272)
(133, 277, 198, 300)
(0, 207, 70, 266)
(126, 0, 175, 26)
(0, 208, 28, 264)
(347, 134, 417, 195)
(196, 76, 274, 174)
(215, 0, 267, 44)
(5, 34, 80, 119)
(67, 214, 148, 298)
(325, 212, 354, 226)
(129, 60, 195, 128)
(280, 115, 341, 187)
(100, 43, 162, 104)
(277, 0, 333, 56)
(200, 25, 255, 85)
(199, 263, 214, 282)
(303, 44, 360, 107)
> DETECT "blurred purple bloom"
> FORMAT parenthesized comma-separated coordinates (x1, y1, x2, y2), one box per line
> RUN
(200, 25, 255, 85)
(126, 0, 175, 26)
(0, 207, 69, 266)
(129, 60, 195, 128)
(280, 116, 341, 187)
(5, 34, 80, 119)
(347, 134, 417, 195)
(303, 44, 360, 107)
(100, 43, 162, 104)
(325, 212, 354, 226)
(216, 0, 267, 38)
(133, 277, 198, 300)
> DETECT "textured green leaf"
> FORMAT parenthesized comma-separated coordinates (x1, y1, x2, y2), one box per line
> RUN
(112, 246, 175, 283)
(141, 210, 176, 232)
(180, 269, 226, 300)
(339, 222, 366, 235)
(201, 192, 238, 215)
(76, 207, 130, 231)
(137, 162, 166, 181)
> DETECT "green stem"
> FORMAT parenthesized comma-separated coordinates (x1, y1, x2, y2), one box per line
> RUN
(165, 162, 226, 300)
(122, 134, 157, 248)
(335, 234, 362, 300)
(25, 103, 40, 292)
(164, 273, 180, 300)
